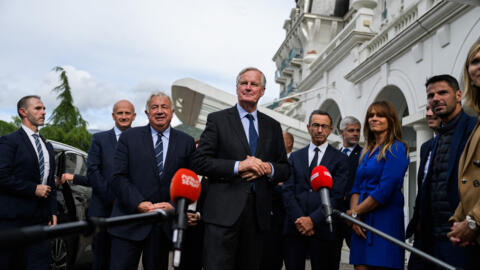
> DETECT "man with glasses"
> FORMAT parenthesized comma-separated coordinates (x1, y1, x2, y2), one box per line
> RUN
(282, 110, 349, 270)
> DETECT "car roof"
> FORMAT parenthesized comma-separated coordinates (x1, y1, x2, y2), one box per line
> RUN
(48, 140, 88, 157)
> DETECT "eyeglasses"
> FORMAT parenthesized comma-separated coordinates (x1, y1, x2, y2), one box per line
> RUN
(310, 123, 331, 130)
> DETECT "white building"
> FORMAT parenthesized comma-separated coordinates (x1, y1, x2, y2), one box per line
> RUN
(268, 0, 480, 225)
(172, 0, 480, 227)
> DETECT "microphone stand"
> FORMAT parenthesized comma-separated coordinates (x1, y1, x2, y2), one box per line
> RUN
(0, 209, 173, 250)
(332, 209, 459, 270)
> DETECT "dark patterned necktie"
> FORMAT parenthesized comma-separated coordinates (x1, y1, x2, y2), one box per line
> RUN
(32, 134, 44, 182)
(155, 133, 164, 176)
(246, 114, 258, 156)
(309, 147, 319, 176)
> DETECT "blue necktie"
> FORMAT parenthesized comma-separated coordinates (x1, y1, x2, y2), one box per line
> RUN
(32, 134, 45, 182)
(342, 148, 350, 156)
(246, 114, 259, 192)
(155, 133, 164, 176)
(246, 114, 258, 156)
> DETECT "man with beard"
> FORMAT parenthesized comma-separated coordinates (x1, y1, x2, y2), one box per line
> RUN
(0, 95, 57, 269)
(415, 75, 476, 269)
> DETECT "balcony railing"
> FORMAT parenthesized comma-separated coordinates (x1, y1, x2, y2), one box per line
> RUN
(288, 48, 303, 62)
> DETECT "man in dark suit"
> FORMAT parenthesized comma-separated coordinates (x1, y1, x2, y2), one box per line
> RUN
(282, 110, 349, 270)
(414, 75, 477, 269)
(338, 116, 362, 247)
(58, 100, 136, 269)
(108, 93, 195, 270)
(192, 67, 290, 270)
(406, 105, 440, 270)
(0, 95, 57, 270)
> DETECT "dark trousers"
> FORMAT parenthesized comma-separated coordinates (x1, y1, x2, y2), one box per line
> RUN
(430, 239, 477, 270)
(0, 220, 51, 270)
(109, 225, 170, 270)
(260, 210, 285, 270)
(283, 234, 342, 270)
(0, 241, 50, 270)
(203, 194, 264, 270)
(178, 223, 204, 270)
(92, 229, 111, 270)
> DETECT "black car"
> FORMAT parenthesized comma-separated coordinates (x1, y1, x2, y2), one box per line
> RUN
(50, 140, 93, 270)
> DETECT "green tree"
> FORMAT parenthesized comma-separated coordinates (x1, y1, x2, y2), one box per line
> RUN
(40, 66, 92, 151)
(0, 116, 21, 136)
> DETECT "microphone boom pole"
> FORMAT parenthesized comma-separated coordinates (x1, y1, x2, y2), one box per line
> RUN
(332, 209, 458, 270)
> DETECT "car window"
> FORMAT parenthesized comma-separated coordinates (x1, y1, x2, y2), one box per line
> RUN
(65, 152, 87, 176)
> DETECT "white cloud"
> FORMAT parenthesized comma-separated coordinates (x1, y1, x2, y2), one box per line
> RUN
(0, 0, 293, 130)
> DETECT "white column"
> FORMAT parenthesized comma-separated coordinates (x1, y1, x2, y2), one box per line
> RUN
(413, 122, 433, 173)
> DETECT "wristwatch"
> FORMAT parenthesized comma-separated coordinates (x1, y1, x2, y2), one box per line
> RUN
(466, 215, 478, 231)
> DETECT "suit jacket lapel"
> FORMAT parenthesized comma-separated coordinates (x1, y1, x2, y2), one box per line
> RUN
(18, 128, 43, 181)
(164, 128, 177, 177)
(256, 112, 267, 158)
(19, 128, 40, 167)
(142, 125, 158, 176)
(320, 145, 333, 169)
(228, 106, 250, 155)
(108, 128, 117, 147)
(298, 146, 310, 186)
(462, 122, 480, 174)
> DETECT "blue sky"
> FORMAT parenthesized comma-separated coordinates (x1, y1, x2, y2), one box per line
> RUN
(0, 0, 293, 130)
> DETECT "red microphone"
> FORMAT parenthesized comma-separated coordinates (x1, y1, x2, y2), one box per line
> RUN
(170, 168, 201, 268)
(310, 166, 334, 232)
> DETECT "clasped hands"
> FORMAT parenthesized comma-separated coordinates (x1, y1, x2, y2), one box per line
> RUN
(137, 201, 174, 213)
(346, 208, 367, 239)
(447, 220, 476, 246)
(295, 216, 315, 236)
(238, 155, 272, 181)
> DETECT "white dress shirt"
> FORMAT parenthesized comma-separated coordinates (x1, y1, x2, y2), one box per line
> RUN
(150, 125, 170, 164)
(22, 124, 50, 185)
(308, 141, 328, 169)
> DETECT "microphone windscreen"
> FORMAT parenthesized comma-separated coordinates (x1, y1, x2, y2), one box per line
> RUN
(170, 168, 201, 204)
(310, 165, 333, 192)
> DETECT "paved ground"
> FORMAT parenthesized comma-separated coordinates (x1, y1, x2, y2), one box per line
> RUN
(76, 243, 356, 270)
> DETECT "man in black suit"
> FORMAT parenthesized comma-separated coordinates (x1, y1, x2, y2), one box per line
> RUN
(282, 110, 349, 270)
(407, 104, 440, 270)
(59, 100, 136, 270)
(338, 116, 362, 247)
(192, 67, 290, 270)
(108, 92, 195, 270)
(0, 95, 57, 270)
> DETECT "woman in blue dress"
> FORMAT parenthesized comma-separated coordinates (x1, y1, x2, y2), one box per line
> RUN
(348, 101, 409, 269)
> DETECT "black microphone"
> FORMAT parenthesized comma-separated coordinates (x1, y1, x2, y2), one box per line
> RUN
(310, 165, 334, 232)
(170, 169, 201, 268)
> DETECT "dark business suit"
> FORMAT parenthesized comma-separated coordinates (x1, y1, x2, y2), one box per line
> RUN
(407, 138, 434, 270)
(415, 110, 476, 269)
(339, 144, 362, 246)
(282, 144, 349, 270)
(192, 105, 289, 270)
(0, 128, 56, 270)
(108, 125, 195, 270)
(260, 178, 287, 270)
(86, 128, 117, 270)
